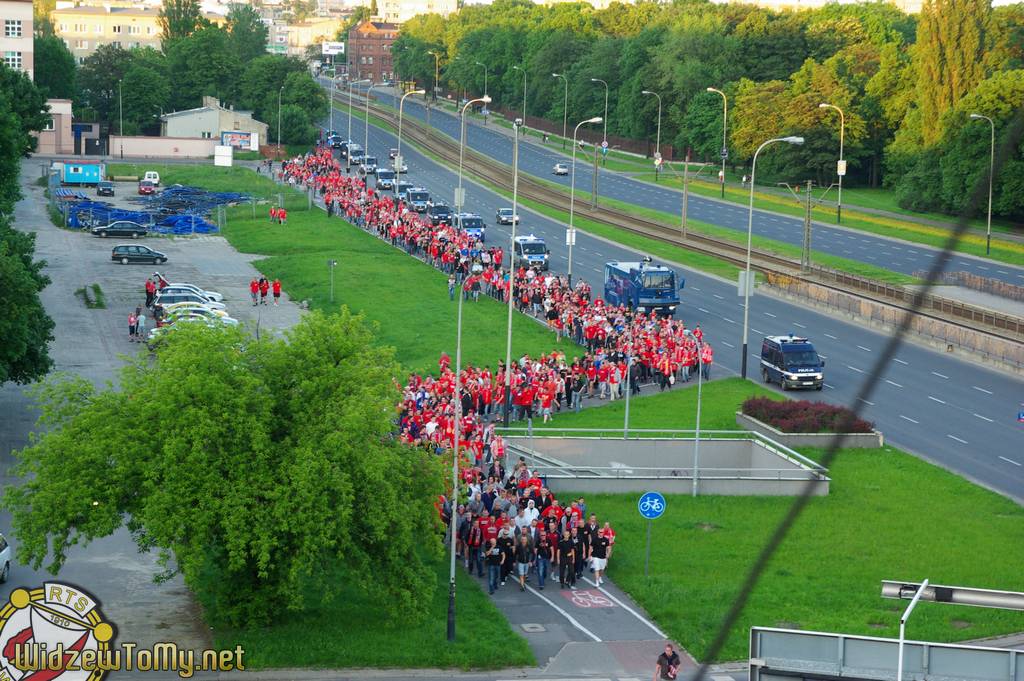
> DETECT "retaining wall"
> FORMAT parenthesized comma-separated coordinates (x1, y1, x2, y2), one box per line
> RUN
(734, 412, 884, 449)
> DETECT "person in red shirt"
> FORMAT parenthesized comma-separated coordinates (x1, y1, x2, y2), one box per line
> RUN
(144, 277, 156, 308)
(249, 278, 259, 306)
(259, 278, 270, 305)
(272, 278, 282, 306)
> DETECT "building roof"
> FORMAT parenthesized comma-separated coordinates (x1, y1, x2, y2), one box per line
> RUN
(352, 19, 399, 33)
(161, 97, 264, 124)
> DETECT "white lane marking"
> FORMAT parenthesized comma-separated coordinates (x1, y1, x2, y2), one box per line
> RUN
(932, 371, 948, 379)
(858, 398, 875, 406)
(847, 365, 864, 373)
(900, 415, 919, 424)
(998, 270, 1009, 274)
(721, 341, 735, 348)
(893, 358, 909, 365)
(592, 267, 602, 273)
(691, 286, 701, 291)
(823, 383, 834, 389)
(722, 317, 736, 324)
(713, 294, 724, 300)
(947, 434, 968, 444)
(751, 329, 764, 335)
(885, 380, 903, 388)
(973, 386, 993, 395)
(973, 413, 994, 423)
(793, 322, 806, 328)
(698, 307, 710, 313)
(579, 576, 668, 639)
(928, 395, 946, 404)
(856, 345, 872, 352)
(1000, 456, 1022, 467)
(978, 265, 989, 271)
(764, 312, 777, 317)
(522, 583, 601, 642)
(825, 333, 838, 340)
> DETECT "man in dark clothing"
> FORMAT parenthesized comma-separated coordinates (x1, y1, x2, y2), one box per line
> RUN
(571, 526, 586, 580)
(654, 645, 681, 681)
(484, 539, 503, 595)
(497, 527, 515, 585)
(558, 530, 576, 589)
(466, 518, 484, 577)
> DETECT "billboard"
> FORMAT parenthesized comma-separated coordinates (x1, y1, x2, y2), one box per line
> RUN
(322, 41, 345, 55)
(221, 131, 253, 149)
(214, 145, 233, 167)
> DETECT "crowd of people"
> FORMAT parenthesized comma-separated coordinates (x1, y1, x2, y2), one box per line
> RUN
(275, 142, 718, 592)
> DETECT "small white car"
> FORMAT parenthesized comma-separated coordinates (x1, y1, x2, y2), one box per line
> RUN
(0, 532, 11, 583)
(159, 302, 230, 318)
(154, 290, 227, 311)
(164, 282, 224, 303)
(143, 170, 160, 186)
(553, 163, 569, 176)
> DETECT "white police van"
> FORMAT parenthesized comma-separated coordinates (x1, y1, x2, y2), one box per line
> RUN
(760, 335, 825, 390)
(513, 235, 550, 270)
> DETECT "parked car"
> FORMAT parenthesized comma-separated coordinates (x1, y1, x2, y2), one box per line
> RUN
(96, 181, 115, 196)
(157, 302, 230, 318)
(495, 208, 520, 225)
(155, 288, 227, 310)
(0, 532, 11, 583)
(163, 282, 224, 302)
(138, 180, 156, 195)
(428, 203, 453, 226)
(111, 244, 166, 265)
(143, 170, 160, 186)
(164, 309, 238, 326)
(552, 163, 569, 176)
(91, 220, 147, 238)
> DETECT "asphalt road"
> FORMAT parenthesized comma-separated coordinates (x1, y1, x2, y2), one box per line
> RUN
(332, 104, 1024, 505)
(352, 86, 1024, 287)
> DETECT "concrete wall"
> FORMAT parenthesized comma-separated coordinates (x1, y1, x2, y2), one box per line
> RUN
(35, 99, 74, 155)
(735, 412, 884, 449)
(545, 476, 830, 497)
(109, 136, 217, 159)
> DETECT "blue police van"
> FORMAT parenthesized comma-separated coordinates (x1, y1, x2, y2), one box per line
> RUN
(603, 257, 683, 315)
(759, 335, 825, 390)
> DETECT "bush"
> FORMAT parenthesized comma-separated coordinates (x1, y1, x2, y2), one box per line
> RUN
(742, 396, 874, 433)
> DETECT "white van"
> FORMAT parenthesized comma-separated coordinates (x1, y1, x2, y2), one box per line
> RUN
(143, 171, 160, 186)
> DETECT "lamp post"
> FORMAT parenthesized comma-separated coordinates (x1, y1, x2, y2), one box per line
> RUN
(740, 136, 804, 379)
(684, 330, 704, 497)
(819, 103, 846, 224)
(897, 579, 930, 681)
(428, 50, 440, 101)
(590, 78, 608, 143)
(364, 81, 377, 159)
(276, 85, 284, 158)
(707, 87, 727, 198)
(347, 78, 370, 159)
(641, 90, 662, 180)
(512, 65, 527, 134)
(329, 70, 335, 133)
(969, 113, 995, 255)
(568, 116, 603, 288)
(552, 72, 568, 150)
(397, 89, 425, 175)
(475, 61, 488, 97)
(504, 117, 524, 426)
(456, 96, 492, 229)
(118, 79, 124, 158)
(447, 278, 467, 642)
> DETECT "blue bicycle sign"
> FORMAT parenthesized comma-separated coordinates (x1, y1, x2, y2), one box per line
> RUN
(638, 491, 666, 519)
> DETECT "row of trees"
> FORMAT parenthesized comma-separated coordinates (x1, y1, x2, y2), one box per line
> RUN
(0, 65, 55, 384)
(393, 0, 1024, 220)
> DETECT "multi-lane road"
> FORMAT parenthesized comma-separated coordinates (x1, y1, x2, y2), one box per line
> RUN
(324, 90, 1024, 503)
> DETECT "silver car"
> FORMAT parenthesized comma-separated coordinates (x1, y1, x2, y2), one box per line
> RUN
(553, 163, 569, 176)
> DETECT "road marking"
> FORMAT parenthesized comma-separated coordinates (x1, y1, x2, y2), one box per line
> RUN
(973, 413, 994, 423)
(825, 333, 838, 340)
(858, 398, 875, 406)
(885, 380, 904, 388)
(523, 584, 601, 642)
(579, 577, 668, 638)
(691, 286, 701, 291)
(1000, 456, 1022, 467)
(793, 322, 806, 328)
(721, 341, 735, 348)
(558, 255, 568, 260)
(931, 371, 948, 379)
(856, 345, 872, 352)
(928, 395, 946, 404)
(823, 383, 834, 389)
(713, 294, 724, 300)
(998, 270, 1009, 274)
(978, 265, 989, 271)
(764, 312, 777, 318)
(698, 307, 710, 313)
(900, 415, 919, 424)
(751, 328, 764, 334)
(847, 365, 864, 373)
(893, 358, 908, 365)
(972, 386, 993, 395)
(722, 317, 736, 324)
(947, 434, 968, 444)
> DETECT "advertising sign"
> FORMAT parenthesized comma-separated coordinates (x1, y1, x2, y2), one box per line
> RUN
(220, 131, 252, 149)
(322, 41, 345, 55)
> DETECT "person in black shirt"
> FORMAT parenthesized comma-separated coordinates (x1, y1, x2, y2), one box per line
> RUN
(580, 514, 599, 572)
(534, 532, 552, 590)
(514, 535, 533, 592)
(570, 526, 585, 580)
(497, 527, 515, 586)
(654, 644, 680, 681)
(590, 533, 610, 586)
(484, 538, 504, 595)
(558, 529, 576, 589)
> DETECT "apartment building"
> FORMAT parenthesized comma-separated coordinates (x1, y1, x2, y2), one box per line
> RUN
(375, 0, 455, 24)
(1, 0, 33, 78)
(346, 19, 397, 83)
(266, 16, 345, 56)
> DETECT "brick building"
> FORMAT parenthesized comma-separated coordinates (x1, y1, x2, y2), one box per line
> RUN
(346, 20, 398, 84)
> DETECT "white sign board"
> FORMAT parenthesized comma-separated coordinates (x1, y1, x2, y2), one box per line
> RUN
(737, 270, 755, 297)
(566, 228, 576, 246)
(249, 132, 259, 151)
(837, 159, 847, 176)
(322, 41, 345, 56)
(213, 145, 233, 167)
(453, 187, 466, 209)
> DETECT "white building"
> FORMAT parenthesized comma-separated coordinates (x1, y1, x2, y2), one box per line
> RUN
(160, 96, 269, 144)
(1, 0, 33, 79)
(373, 0, 457, 24)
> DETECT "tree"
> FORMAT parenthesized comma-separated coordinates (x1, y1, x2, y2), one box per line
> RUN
(282, 70, 328, 122)
(159, 0, 207, 48)
(122, 64, 171, 135)
(4, 311, 444, 627)
(33, 35, 76, 99)
(226, 3, 269, 64)
(0, 219, 55, 385)
(238, 55, 308, 119)
(267, 103, 316, 145)
(165, 27, 241, 111)
(76, 44, 131, 123)
(0, 65, 49, 156)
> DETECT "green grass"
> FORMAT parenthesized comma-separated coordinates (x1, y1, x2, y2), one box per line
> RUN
(74, 283, 107, 309)
(544, 380, 1024, 663)
(214, 561, 534, 669)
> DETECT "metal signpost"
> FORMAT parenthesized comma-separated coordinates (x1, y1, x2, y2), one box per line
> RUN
(638, 491, 666, 577)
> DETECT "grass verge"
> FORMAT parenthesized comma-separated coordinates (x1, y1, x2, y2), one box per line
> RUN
(74, 283, 106, 309)
(544, 378, 1024, 663)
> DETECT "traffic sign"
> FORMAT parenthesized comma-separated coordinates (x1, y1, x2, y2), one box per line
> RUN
(720, 147, 729, 160)
(566, 228, 576, 246)
(638, 491, 666, 519)
(601, 140, 608, 149)
(837, 159, 847, 176)
(654, 152, 662, 161)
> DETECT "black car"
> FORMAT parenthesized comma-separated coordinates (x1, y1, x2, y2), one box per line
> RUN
(97, 181, 115, 196)
(428, 203, 453, 226)
(92, 220, 147, 238)
(111, 244, 167, 265)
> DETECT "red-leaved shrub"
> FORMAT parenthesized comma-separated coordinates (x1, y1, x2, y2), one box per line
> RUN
(742, 397, 874, 433)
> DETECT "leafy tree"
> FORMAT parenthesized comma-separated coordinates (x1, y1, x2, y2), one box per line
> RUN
(226, 3, 269, 64)
(267, 103, 316, 145)
(988, 4, 1024, 71)
(4, 311, 444, 627)
(282, 70, 328, 122)
(33, 35, 76, 99)
(165, 27, 241, 111)
(159, 0, 208, 48)
(76, 44, 130, 123)
(336, 5, 372, 41)
(0, 218, 54, 385)
(733, 10, 809, 82)
(122, 64, 171, 135)
(0, 66, 48, 156)
(238, 55, 308, 120)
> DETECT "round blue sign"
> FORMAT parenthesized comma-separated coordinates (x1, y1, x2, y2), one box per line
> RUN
(638, 491, 666, 519)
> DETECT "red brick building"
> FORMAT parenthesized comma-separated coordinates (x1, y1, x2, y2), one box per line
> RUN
(346, 20, 398, 84)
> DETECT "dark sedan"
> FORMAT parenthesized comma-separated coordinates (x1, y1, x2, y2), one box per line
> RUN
(111, 244, 167, 265)
(91, 221, 148, 238)
(97, 181, 115, 196)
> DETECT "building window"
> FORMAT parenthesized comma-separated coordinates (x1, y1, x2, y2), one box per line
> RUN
(128, 25, 139, 34)
(367, 56, 373, 64)
(112, 41, 121, 48)
(43, 118, 55, 131)
(77, 56, 85, 64)
(75, 39, 88, 49)
(4, 20, 22, 37)
(3, 51, 22, 70)
(112, 25, 121, 33)
(146, 26, 153, 34)
(359, 56, 365, 64)
(59, 23, 67, 32)
(201, 131, 211, 139)
(74, 23, 86, 33)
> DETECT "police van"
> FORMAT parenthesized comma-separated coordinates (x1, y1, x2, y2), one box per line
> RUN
(513, 235, 550, 270)
(603, 257, 682, 315)
(760, 335, 825, 390)
(457, 213, 486, 241)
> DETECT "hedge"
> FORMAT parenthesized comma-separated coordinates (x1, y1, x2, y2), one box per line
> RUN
(741, 397, 874, 433)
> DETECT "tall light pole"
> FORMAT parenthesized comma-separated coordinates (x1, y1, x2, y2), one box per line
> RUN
(456, 96, 491, 229)
(504, 117, 524, 426)
(118, 79, 124, 158)
(474, 61, 488, 97)
(346, 79, 370, 170)
(970, 113, 995, 255)
(328, 69, 335, 133)
(397, 89, 425, 175)
(740, 136, 804, 379)
(819, 103, 846, 224)
(364, 81, 376, 159)
(447, 279, 467, 643)
(552, 72, 568, 150)
(685, 330, 704, 497)
(428, 50, 440, 101)
(512, 65, 527, 134)
(707, 87, 727, 198)
(590, 78, 608, 143)
(568, 116, 603, 288)
(277, 85, 284, 157)
(897, 579, 930, 681)
(641, 90, 662, 180)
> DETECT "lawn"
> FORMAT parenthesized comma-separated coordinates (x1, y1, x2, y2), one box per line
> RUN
(540, 380, 1024, 663)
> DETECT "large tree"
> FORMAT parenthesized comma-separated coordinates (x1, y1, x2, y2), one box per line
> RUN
(237, 55, 308, 119)
(33, 35, 76, 99)
(0, 66, 48, 157)
(165, 27, 241, 110)
(226, 3, 269, 64)
(76, 44, 131, 123)
(159, 0, 207, 48)
(121, 64, 171, 135)
(5, 311, 444, 626)
(0, 219, 54, 385)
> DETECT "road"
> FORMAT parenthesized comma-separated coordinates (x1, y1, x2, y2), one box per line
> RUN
(354, 87, 1024, 287)
(332, 103, 1024, 504)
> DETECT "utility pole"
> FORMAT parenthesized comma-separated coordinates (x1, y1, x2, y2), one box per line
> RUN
(681, 150, 690, 240)
(590, 142, 599, 210)
(802, 179, 813, 272)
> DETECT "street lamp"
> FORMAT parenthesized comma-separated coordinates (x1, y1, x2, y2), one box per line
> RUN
(684, 329, 704, 497)
(474, 61, 488, 97)
(504, 117, 524, 426)
(707, 87, 728, 198)
(740, 136, 804, 379)
(512, 65, 527, 134)
(590, 78, 608, 143)
(447, 277, 468, 642)
(277, 85, 284, 157)
(896, 579, 930, 681)
(456, 96, 492, 229)
(427, 50, 441, 100)
(552, 72, 568, 150)
(397, 89, 425, 177)
(347, 79, 370, 161)
(118, 79, 124, 159)
(364, 81, 377, 160)
(969, 113, 995, 255)
(819, 103, 846, 224)
(641, 90, 662, 180)
(568, 116, 603, 287)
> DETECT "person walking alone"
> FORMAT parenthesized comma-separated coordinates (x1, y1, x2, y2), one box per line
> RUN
(654, 644, 680, 681)
(272, 278, 282, 306)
